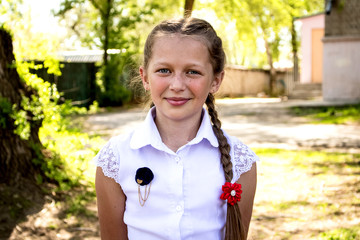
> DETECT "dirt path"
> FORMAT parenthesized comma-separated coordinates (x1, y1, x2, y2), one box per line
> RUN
(216, 98, 360, 151)
(84, 98, 360, 151)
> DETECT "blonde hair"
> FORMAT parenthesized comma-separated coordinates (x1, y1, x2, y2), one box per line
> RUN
(142, 18, 245, 239)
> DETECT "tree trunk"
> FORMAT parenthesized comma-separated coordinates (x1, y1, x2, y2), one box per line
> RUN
(102, 0, 112, 68)
(264, 39, 277, 96)
(291, 17, 299, 82)
(184, 0, 195, 18)
(102, 0, 112, 92)
(0, 29, 44, 185)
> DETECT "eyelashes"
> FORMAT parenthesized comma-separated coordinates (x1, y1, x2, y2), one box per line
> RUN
(187, 70, 200, 75)
(157, 69, 170, 74)
(156, 68, 202, 76)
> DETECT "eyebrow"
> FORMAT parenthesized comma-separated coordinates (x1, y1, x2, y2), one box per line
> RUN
(152, 61, 205, 68)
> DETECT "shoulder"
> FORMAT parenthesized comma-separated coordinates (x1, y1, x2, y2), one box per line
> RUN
(226, 135, 259, 182)
(93, 132, 134, 184)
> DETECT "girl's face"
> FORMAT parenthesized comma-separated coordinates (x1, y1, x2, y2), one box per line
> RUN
(140, 35, 223, 124)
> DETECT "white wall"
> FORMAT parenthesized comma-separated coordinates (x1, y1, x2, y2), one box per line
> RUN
(323, 36, 360, 102)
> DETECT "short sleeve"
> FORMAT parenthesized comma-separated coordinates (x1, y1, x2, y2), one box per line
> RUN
(231, 140, 259, 182)
(94, 141, 121, 184)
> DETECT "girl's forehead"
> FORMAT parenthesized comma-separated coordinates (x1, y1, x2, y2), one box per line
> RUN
(146, 33, 214, 71)
(154, 33, 209, 48)
(151, 35, 210, 60)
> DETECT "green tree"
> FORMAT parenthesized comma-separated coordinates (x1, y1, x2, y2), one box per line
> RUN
(209, 0, 323, 95)
(56, 0, 160, 105)
(1, 0, 62, 75)
(246, 0, 286, 95)
(0, 0, 63, 186)
(0, 28, 45, 185)
(282, 0, 324, 82)
(0, 0, 82, 187)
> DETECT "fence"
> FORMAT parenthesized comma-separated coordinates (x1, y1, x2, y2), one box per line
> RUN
(217, 65, 295, 97)
(33, 62, 97, 108)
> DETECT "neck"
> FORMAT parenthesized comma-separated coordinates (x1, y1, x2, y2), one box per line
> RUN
(155, 111, 203, 152)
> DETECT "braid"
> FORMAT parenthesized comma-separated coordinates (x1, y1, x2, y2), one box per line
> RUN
(206, 93, 246, 240)
(205, 93, 232, 182)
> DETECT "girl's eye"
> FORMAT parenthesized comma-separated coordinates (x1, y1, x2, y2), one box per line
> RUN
(187, 70, 200, 75)
(157, 69, 170, 74)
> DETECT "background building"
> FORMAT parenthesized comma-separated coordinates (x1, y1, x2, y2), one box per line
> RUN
(323, 0, 360, 102)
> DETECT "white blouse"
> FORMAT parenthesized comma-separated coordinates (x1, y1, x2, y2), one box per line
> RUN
(95, 107, 259, 240)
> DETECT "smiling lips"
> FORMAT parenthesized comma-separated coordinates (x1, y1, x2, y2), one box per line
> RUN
(165, 97, 190, 106)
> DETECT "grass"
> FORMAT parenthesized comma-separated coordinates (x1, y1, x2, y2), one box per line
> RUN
(291, 104, 360, 124)
(249, 148, 360, 240)
(6, 109, 104, 238)
(38, 111, 105, 220)
(317, 227, 360, 240)
(65, 187, 97, 219)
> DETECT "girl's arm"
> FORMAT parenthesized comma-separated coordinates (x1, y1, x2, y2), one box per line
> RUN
(95, 167, 128, 240)
(236, 162, 257, 238)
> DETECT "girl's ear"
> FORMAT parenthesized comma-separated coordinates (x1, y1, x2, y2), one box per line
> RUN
(210, 70, 224, 94)
(140, 66, 150, 91)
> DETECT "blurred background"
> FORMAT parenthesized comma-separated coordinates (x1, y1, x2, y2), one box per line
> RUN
(1, 0, 359, 239)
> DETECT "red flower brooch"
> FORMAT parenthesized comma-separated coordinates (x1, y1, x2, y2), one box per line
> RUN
(220, 182, 242, 205)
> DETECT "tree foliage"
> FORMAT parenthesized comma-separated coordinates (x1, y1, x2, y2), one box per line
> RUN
(0, 1, 62, 185)
(1, 0, 62, 75)
(0, 28, 45, 184)
(0, 1, 100, 189)
(200, 0, 322, 67)
(282, 0, 324, 82)
(199, 0, 323, 94)
(56, 0, 164, 105)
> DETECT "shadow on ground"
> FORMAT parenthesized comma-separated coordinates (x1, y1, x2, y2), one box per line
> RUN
(0, 180, 45, 240)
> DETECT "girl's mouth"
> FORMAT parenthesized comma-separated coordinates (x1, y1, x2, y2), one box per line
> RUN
(165, 97, 190, 106)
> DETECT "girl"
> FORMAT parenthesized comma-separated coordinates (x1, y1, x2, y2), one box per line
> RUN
(95, 17, 258, 240)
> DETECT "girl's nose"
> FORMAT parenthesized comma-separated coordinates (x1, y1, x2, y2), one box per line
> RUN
(169, 73, 186, 91)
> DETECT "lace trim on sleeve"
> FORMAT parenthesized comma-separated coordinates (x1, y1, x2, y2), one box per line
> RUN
(94, 141, 120, 183)
(232, 142, 259, 182)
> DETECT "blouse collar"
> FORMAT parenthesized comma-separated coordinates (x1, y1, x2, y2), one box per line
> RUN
(130, 107, 219, 150)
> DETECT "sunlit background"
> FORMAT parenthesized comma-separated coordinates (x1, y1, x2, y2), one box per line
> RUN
(2, 0, 318, 68)
(2, 1, 359, 239)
